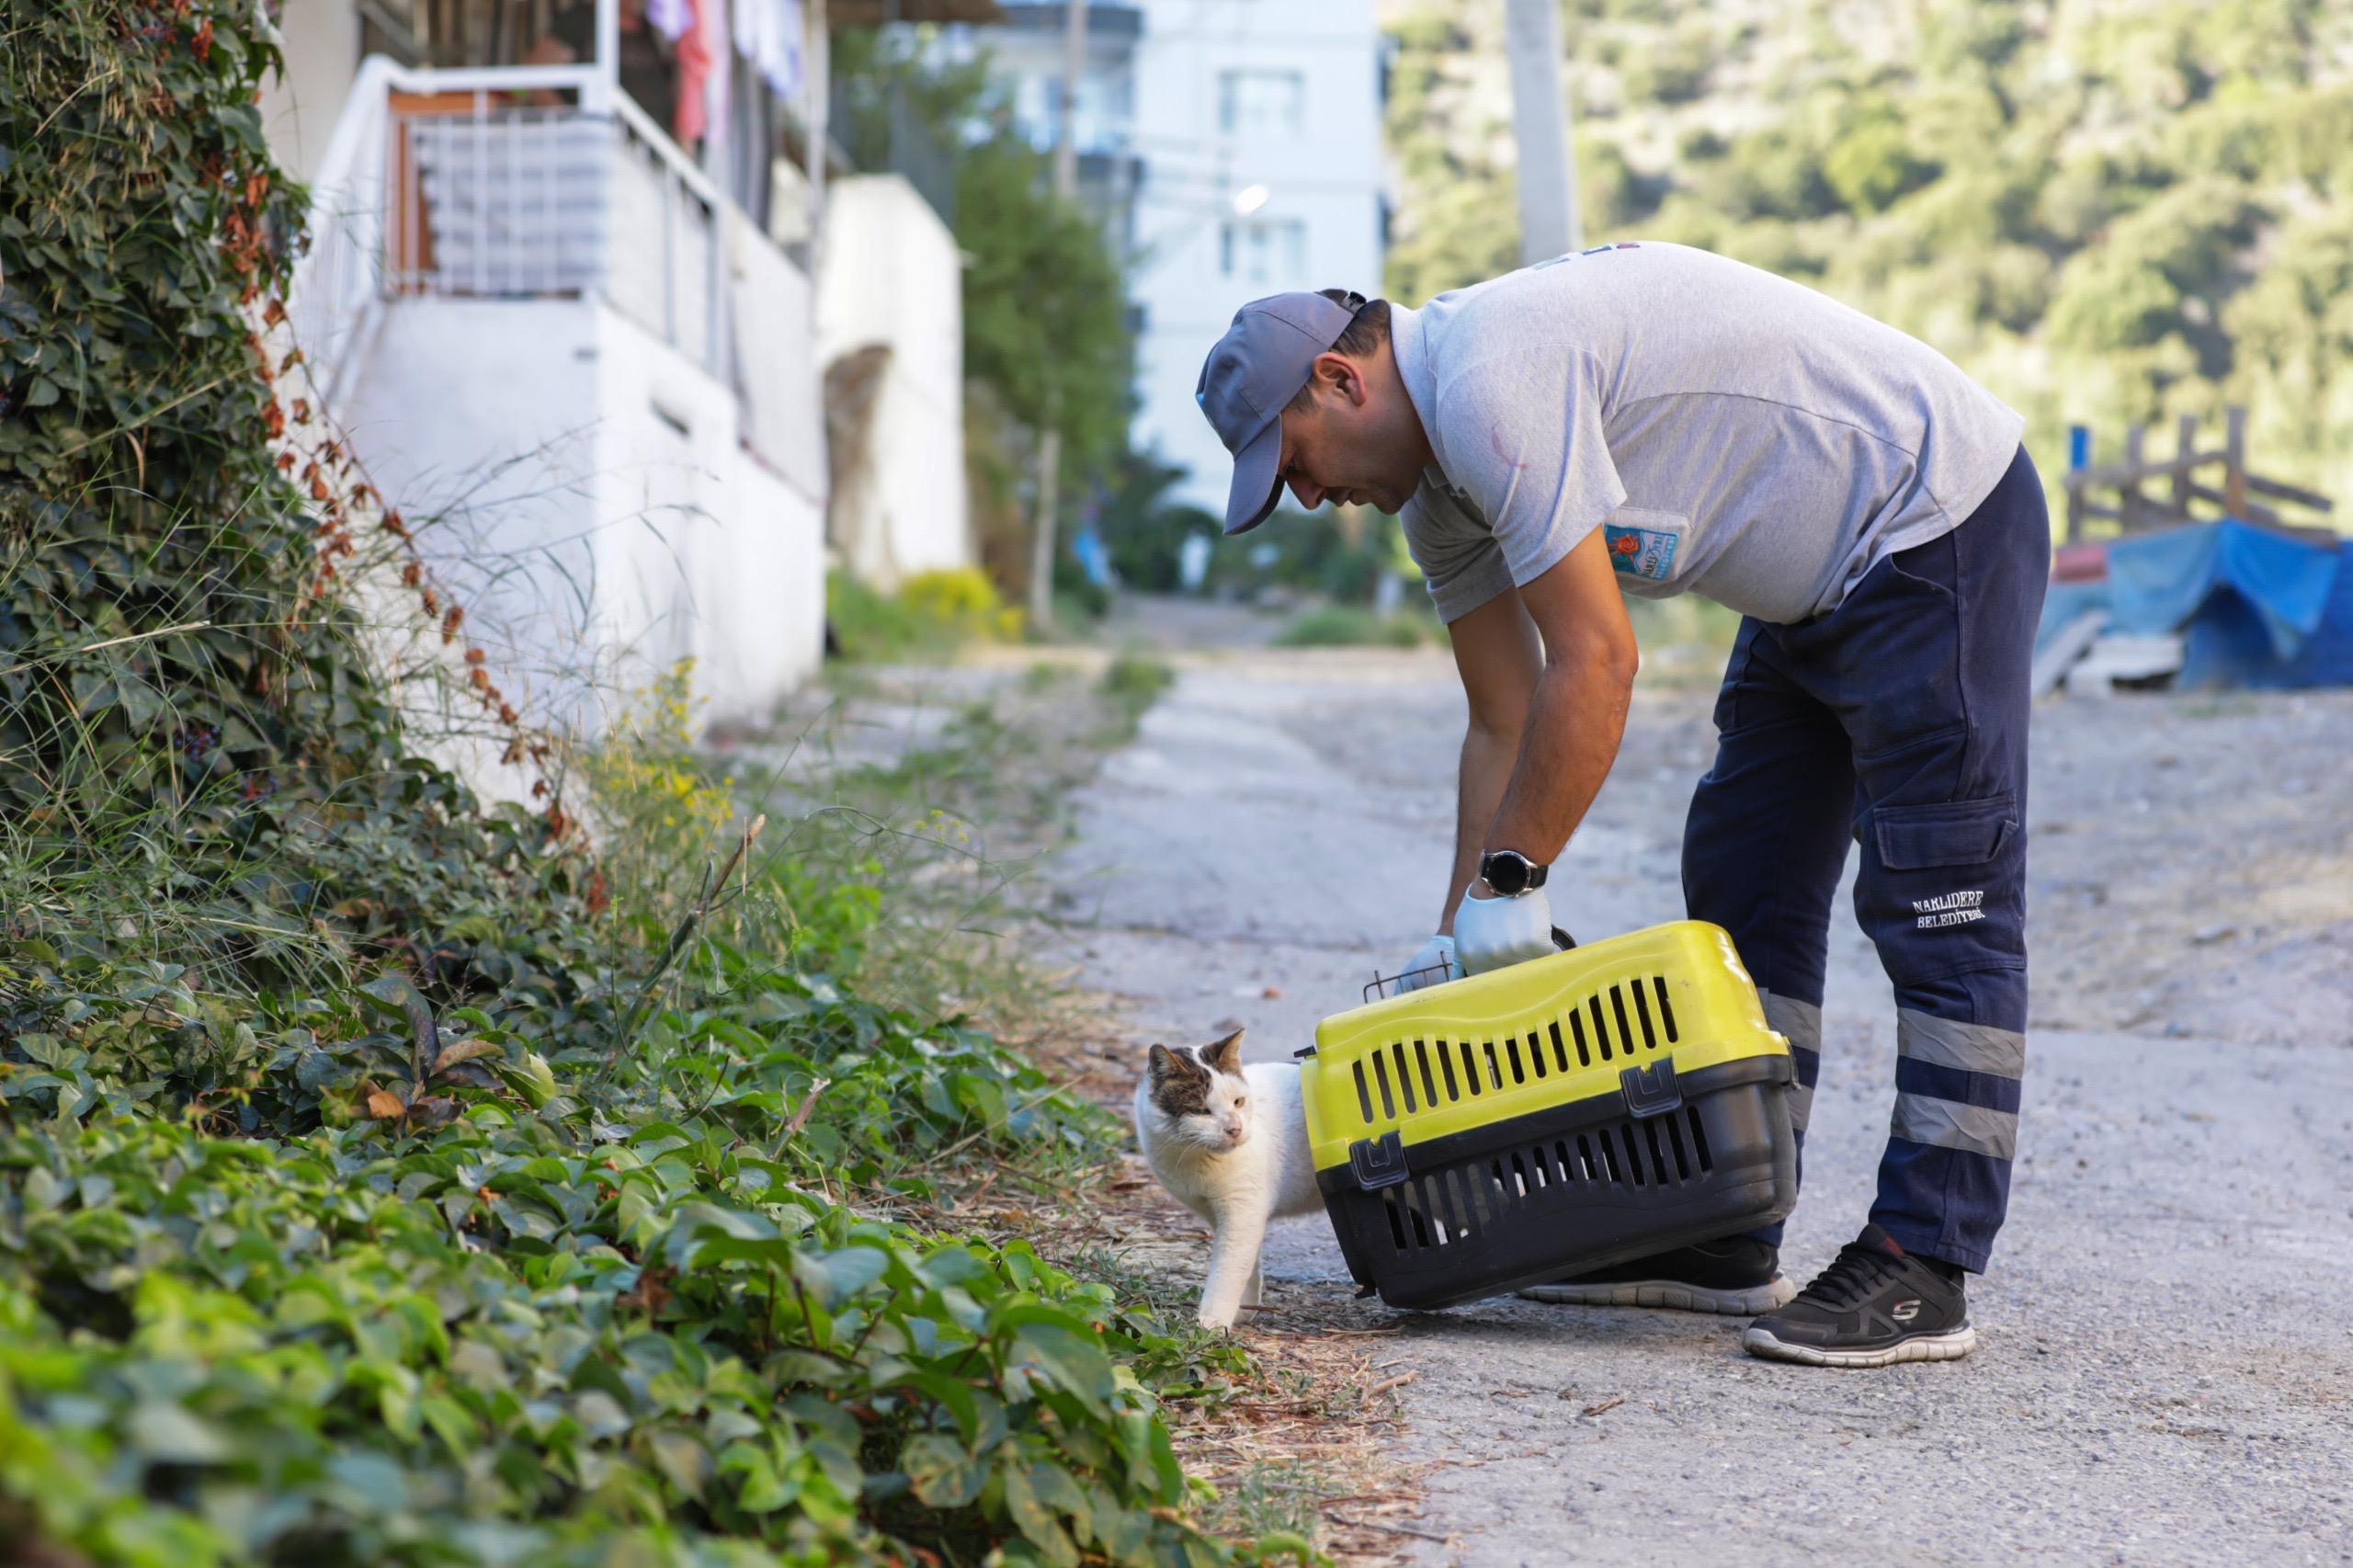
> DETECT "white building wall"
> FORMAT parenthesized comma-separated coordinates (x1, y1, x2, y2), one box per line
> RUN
(258, 0, 363, 182)
(814, 175, 972, 587)
(1129, 0, 1384, 516)
(591, 296, 825, 730)
(339, 297, 822, 781)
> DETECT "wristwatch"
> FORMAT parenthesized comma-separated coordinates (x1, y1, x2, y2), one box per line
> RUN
(1478, 847, 1549, 898)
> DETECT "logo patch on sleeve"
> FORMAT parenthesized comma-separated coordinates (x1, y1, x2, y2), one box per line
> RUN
(1604, 524, 1678, 583)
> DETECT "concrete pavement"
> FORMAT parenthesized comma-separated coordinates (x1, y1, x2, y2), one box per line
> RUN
(1053, 646, 2353, 1565)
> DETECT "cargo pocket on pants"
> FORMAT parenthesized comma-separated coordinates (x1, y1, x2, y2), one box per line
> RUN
(1857, 795, 2024, 985)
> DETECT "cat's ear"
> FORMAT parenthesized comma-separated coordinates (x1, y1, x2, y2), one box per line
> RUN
(1146, 1042, 1177, 1085)
(1205, 1028, 1245, 1077)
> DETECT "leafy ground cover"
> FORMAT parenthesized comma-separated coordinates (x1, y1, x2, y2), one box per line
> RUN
(0, 599, 1322, 1568)
(0, 6, 1313, 1563)
(0, 651, 1327, 1566)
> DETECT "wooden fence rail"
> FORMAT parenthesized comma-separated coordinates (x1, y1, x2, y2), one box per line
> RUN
(2061, 405, 2335, 543)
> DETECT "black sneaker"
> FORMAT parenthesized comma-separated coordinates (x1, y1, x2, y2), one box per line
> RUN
(1517, 1236, 1798, 1315)
(1742, 1224, 1975, 1368)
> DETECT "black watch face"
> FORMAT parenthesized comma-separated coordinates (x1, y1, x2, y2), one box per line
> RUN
(1484, 852, 1529, 895)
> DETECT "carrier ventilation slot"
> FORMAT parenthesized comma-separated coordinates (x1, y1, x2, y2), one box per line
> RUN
(1355, 973, 1676, 1127)
(1387, 1040, 1417, 1113)
(1630, 981, 1658, 1051)
(1371, 1103, 1720, 1254)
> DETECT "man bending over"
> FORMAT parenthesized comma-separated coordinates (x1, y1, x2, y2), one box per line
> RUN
(1192, 243, 2045, 1368)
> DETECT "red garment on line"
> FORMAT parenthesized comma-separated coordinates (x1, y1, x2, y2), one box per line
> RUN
(673, 0, 714, 148)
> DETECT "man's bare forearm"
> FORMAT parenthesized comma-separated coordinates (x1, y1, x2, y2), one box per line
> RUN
(1485, 638, 1636, 870)
(1439, 722, 1520, 934)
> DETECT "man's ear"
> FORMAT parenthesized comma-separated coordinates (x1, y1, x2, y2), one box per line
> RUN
(1313, 351, 1367, 407)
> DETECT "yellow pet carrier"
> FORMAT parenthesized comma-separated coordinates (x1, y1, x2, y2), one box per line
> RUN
(1300, 921, 1799, 1311)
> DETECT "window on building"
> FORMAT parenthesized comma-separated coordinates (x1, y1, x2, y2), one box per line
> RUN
(1217, 69, 1303, 139)
(1220, 219, 1306, 288)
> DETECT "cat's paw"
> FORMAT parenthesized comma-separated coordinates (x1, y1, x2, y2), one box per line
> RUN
(1196, 1308, 1235, 1332)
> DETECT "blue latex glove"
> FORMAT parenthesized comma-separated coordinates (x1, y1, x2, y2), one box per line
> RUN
(1394, 933, 1463, 994)
(1453, 882, 1556, 975)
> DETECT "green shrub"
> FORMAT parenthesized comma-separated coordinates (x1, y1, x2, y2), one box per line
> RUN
(1101, 655, 1176, 708)
(825, 569, 1024, 663)
(1097, 656, 1176, 744)
(1273, 607, 1437, 649)
(1618, 26, 1715, 105)
(1823, 115, 1939, 214)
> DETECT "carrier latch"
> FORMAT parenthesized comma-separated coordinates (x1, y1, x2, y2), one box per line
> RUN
(1348, 1130, 1411, 1190)
(1620, 1057, 1684, 1119)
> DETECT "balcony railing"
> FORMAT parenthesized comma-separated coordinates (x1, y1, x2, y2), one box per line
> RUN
(290, 59, 731, 397)
(997, 3, 1143, 42)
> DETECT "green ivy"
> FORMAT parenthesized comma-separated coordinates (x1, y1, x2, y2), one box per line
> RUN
(0, 7, 1275, 1564)
(0, 0, 581, 1005)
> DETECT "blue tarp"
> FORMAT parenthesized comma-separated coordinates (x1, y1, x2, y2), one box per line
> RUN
(2105, 519, 2341, 659)
(2032, 519, 2352, 689)
(2179, 546, 2353, 688)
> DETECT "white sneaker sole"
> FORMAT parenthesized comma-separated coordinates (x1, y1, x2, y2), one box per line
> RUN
(1741, 1324, 1978, 1368)
(1517, 1275, 1800, 1315)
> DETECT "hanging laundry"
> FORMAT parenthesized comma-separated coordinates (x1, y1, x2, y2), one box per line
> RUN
(646, 0, 693, 40)
(699, 0, 730, 151)
(672, 0, 712, 145)
(732, 0, 804, 100)
(770, 0, 805, 100)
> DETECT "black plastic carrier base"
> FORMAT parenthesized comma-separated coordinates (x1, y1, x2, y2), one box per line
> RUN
(1319, 1054, 1797, 1312)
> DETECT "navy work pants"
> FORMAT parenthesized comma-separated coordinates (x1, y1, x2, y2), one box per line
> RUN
(1684, 448, 2048, 1273)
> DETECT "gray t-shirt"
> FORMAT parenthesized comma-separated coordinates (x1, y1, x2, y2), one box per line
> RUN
(1392, 242, 2026, 626)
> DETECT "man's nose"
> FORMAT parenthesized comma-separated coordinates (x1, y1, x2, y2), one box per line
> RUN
(1287, 474, 1326, 508)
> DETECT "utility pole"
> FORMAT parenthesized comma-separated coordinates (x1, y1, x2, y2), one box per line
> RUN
(1029, 0, 1089, 631)
(806, 0, 829, 222)
(1504, 0, 1580, 264)
(1053, 0, 1088, 199)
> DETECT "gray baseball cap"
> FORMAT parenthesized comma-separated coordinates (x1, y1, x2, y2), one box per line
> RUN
(1194, 290, 1358, 535)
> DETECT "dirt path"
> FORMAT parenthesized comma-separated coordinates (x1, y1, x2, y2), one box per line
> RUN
(1051, 632, 2353, 1565)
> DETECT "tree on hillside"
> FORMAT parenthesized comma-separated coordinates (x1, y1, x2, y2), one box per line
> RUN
(1379, 0, 2353, 515)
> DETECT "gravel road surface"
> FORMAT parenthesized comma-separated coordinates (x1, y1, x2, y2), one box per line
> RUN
(1051, 640, 2353, 1566)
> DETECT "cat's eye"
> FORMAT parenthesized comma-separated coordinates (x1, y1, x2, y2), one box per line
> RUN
(1233, 1096, 1246, 1108)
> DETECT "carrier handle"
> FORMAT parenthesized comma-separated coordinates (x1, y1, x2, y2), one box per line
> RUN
(1348, 1130, 1411, 1191)
(1619, 1057, 1684, 1119)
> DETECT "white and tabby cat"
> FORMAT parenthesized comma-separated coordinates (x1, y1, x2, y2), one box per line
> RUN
(1132, 1028, 1322, 1330)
